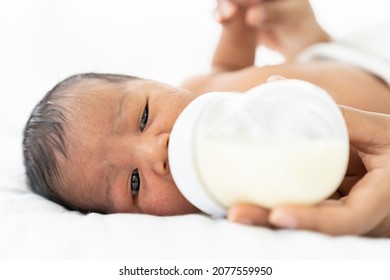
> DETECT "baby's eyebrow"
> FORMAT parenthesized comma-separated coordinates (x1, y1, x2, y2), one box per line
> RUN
(113, 93, 128, 132)
(102, 163, 115, 210)
(113, 91, 137, 135)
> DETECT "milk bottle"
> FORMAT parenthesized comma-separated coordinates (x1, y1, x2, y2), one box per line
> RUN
(168, 79, 349, 217)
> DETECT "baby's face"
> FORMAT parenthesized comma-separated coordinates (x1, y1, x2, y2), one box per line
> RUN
(63, 79, 200, 215)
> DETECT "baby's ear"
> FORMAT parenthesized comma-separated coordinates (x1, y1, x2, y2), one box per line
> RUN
(266, 75, 287, 82)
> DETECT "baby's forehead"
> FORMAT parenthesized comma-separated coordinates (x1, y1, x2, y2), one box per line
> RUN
(63, 80, 130, 115)
(70, 79, 126, 97)
(64, 78, 150, 144)
(60, 96, 115, 212)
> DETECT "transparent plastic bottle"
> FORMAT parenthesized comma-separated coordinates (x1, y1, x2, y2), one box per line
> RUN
(168, 79, 349, 217)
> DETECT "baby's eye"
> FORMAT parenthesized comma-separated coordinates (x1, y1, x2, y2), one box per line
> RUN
(130, 169, 140, 196)
(140, 103, 148, 131)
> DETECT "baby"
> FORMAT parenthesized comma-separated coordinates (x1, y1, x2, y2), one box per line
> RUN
(23, 0, 390, 216)
(23, 74, 199, 215)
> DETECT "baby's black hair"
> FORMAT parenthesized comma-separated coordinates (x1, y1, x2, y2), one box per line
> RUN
(22, 73, 139, 211)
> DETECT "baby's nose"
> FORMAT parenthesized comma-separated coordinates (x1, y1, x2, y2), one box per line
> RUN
(146, 132, 170, 176)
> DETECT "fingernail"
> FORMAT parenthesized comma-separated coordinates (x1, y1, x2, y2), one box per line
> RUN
(269, 209, 297, 228)
(231, 217, 254, 226)
(266, 75, 286, 82)
(228, 209, 254, 226)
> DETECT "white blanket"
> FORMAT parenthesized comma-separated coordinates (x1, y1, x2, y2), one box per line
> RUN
(1, 0, 390, 260)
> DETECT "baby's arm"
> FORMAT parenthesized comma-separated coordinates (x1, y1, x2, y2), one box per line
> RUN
(180, 0, 330, 93)
(181, 3, 257, 93)
(211, 4, 257, 73)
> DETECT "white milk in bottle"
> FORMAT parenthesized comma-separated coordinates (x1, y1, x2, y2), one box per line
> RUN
(168, 80, 349, 217)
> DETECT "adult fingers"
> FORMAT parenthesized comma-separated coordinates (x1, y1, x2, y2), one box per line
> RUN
(339, 106, 390, 148)
(227, 203, 272, 227)
(366, 215, 390, 237)
(268, 169, 390, 236)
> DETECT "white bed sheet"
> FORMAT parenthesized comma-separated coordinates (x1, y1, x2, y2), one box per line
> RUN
(1, 0, 390, 260)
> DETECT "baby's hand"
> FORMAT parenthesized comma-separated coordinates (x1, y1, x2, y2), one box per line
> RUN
(215, 0, 331, 59)
(214, 0, 256, 24)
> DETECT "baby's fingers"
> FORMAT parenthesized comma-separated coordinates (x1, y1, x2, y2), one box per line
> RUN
(245, 0, 291, 27)
(245, 4, 267, 27)
(215, 0, 238, 23)
(246, 0, 315, 28)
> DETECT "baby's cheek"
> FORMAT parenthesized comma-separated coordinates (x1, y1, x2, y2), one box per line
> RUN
(146, 183, 198, 216)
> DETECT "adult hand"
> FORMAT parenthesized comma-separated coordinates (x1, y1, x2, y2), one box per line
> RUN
(228, 106, 390, 237)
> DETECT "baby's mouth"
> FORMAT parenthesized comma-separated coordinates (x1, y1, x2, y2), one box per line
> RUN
(164, 159, 171, 177)
(166, 137, 171, 175)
